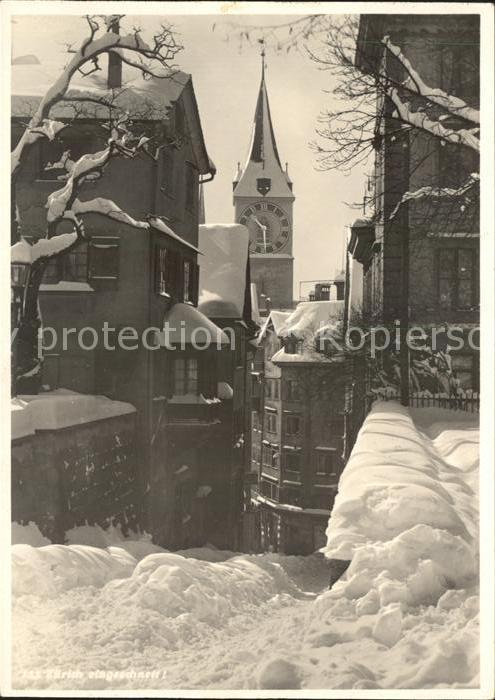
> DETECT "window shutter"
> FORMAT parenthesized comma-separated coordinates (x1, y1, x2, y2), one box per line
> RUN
(88, 236, 120, 281)
(193, 262, 200, 305)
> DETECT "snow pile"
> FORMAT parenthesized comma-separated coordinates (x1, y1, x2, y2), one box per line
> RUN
(271, 300, 345, 365)
(11, 389, 136, 440)
(198, 224, 250, 319)
(323, 402, 478, 608)
(10, 404, 480, 690)
(278, 300, 344, 339)
(12, 522, 50, 547)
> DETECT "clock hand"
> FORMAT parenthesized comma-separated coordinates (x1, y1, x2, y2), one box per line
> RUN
(251, 216, 268, 252)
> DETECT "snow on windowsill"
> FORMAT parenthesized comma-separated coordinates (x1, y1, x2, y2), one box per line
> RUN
(40, 282, 95, 293)
(168, 393, 221, 405)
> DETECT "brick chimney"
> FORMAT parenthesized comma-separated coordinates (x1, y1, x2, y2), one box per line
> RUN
(107, 17, 122, 89)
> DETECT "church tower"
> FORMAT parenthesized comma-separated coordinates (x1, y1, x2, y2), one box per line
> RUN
(233, 48, 294, 313)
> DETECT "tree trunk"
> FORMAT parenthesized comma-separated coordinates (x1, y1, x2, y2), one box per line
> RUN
(12, 260, 48, 396)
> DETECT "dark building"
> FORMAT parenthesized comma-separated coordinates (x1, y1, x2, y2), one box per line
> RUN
(350, 14, 480, 392)
(11, 57, 252, 549)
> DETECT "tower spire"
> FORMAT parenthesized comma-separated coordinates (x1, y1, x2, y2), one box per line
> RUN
(233, 40, 294, 200)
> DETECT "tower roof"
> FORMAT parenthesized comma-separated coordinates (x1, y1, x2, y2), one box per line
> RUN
(233, 50, 293, 200)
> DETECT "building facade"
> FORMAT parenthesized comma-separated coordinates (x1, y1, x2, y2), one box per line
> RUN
(11, 57, 251, 550)
(250, 301, 352, 555)
(233, 55, 295, 314)
(350, 14, 480, 393)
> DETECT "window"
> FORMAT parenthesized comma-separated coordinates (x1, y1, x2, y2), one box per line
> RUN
(315, 449, 337, 476)
(185, 162, 196, 212)
(286, 379, 300, 401)
(451, 353, 479, 391)
(440, 44, 479, 102)
(266, 379, 279, 400)
(437, 248, 477, 310)
(38, 127, 101, 180)
(284, 488, 302, 507)
(156, 247, 169, 295)
(285, 414, 301, 436)
(285, 450, 300, 473)
(183, 260, 191, 302)
(43, 241, 88, 284)
(88, 237, 119, 281)
(265, 413, 277, 434)
(271, 447, 280, 469)
(174, 358, 198, 395)
(260, 479, 278, 501)
(182, 258, 198, 304)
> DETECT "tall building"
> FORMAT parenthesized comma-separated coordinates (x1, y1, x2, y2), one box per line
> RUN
(249, 301, 353, 555)
(350, 15, 479, 392)
(233, 51, 294, 314)
(11, 54, 253, 550)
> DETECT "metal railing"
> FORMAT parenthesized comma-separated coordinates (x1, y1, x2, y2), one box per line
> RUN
(368, 390, 480, 413)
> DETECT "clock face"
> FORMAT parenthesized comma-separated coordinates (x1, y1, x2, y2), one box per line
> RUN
(239, 202, 290, 254)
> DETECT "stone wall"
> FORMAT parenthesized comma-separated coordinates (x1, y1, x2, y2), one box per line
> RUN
(12, 412, 139, 543)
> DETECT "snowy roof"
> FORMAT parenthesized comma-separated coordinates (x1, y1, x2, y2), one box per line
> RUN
(11, 61, 189, 120)
(149, 217, 201, 254)
(197, 224, 250, 319)
(11, 61, 215, 178)
(268, 301, 345, 365)
(233, 68, 293, 199)
(257, 310, 291, 344)
(162, 303, 230, 346)
(271, 343, 345, 366)
(278, 300, 344, 339)
(11, 389, 136, 440)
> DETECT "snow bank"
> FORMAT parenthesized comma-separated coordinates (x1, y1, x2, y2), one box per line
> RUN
(324, 402, 478, 607)
(11, 389, 136, 439)
(10, 405, 480, 691)
(12, 521, 50, 547)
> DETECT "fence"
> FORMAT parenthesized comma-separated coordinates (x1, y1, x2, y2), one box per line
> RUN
(367, 391, 480, 413)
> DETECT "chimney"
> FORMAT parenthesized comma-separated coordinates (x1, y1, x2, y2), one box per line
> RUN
(107, 17, 122, 89)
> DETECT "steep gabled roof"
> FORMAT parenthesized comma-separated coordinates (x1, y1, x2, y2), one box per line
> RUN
(233, 61, 293, 199)
(11, 61, 215, 177)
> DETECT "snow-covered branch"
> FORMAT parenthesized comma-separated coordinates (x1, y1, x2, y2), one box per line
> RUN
(11, 232, 79, 264)
(45, 114, 150, 231)
(11, 15, 181, 178)
(389, 172, 479, 220)
(72, 197, 148, 229)
(387, 87, 480, 152)
(382, 36, 480, 126)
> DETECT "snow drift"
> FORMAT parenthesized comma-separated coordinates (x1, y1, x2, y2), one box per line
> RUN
(323, 402, 478, 608)
(11, 403, 480, 690)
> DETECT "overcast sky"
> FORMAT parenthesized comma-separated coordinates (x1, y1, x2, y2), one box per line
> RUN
(12, 13, 367, 298)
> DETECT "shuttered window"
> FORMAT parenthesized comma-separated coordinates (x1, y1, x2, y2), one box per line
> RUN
(88, 237, 119, 281)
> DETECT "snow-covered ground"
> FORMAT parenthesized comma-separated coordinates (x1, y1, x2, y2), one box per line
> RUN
(10, 403, 479, 691)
